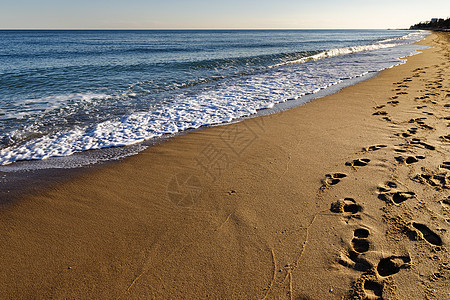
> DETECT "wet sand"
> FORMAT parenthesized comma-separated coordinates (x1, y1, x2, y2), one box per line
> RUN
(0, 32, 449, 299)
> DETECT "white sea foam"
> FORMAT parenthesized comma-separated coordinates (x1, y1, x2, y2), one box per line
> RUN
(270, 44, 396, 68)
(270, 31, 428, 69)
(0, 31, 429, 166)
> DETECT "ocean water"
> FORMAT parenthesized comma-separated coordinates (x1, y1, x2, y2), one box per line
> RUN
(0, 30, 428, 168)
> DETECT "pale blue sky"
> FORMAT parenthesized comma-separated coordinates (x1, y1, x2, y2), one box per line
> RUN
(1, 0, 449, 29)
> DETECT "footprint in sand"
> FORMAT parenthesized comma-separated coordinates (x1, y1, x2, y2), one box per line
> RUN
(399, 132, 412, 138)
(383, 192, 415, 205)
(441, 196, 450, 208)
(410, 138, 436, 150)
(387, 100, 399, 106)
(352, 228, 370, 253)
(362, 279, 383, 299)
(439, 162, 450, 171)
(440, 116, 450, 125)
(440, 134, 450, 143)
(397, 127, 418, 138)
(346, 158, 370, 168)
(363, 145, 387, 152)
(410, 118, 433, 129)
(330, 198, 363, 214)
(393, 146, 408, 153)
(354, 228, 369, 238)
(377, 182, 415, 205)
(350, 274, 389, 300)
(352, 239, 370, 253)
(409, 117, 427, 124)
(330, 198, 364, 223)
(338, 227, 373, 273)
(413, 171, 449, 190)
(372, 110, 388, 116)
(394, 155, 425, 165)
(376, 255, 411, 277)
(419, 123, 434, 130)
(411, 222, 443, 246)
(415, 95, 430, 101)
(413, 121, 434, 130)
(322, 173, 347, 188)
(350, 256, 410, 299)
(408, 127, 418, 135)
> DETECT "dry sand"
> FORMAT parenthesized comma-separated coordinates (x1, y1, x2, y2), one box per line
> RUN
(0, 32, 449, 299)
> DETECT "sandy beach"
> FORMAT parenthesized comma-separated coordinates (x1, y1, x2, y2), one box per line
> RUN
(0, 32, 449, 299)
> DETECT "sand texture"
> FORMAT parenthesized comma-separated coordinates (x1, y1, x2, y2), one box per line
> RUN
(0, 32, 449, 299)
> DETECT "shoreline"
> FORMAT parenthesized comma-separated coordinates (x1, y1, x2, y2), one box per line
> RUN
(0, 37, 425, 203)
(0, 32, 448, 299)
(0, 71, 381, 204)
(0, 30, 425, 169)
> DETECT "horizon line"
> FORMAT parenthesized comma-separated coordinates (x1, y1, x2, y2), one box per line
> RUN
(0, 27, 403, 31)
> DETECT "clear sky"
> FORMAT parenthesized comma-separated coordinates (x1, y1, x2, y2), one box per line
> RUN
(1, 0, 449, 29)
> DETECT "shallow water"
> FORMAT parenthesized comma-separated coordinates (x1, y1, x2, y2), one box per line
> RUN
(0, 30, 428, 167)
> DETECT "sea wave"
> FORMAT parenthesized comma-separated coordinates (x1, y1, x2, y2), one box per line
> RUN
(270, 32, 425, 68)
(0, 30, 429, 166)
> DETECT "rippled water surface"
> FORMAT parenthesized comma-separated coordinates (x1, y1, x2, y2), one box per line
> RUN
(0, 30, 428, 166)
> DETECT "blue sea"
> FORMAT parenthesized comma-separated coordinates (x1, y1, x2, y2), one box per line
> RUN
(0, 30, 428, 169)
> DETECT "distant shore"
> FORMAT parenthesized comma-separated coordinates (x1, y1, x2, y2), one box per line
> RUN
(0, 32, 448, 299)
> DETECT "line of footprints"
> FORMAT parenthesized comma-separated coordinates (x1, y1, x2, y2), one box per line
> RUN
(330, 197, 412, 274)
(328, 56, 448, 297)
(322, 145, 445, 298)
(330, 194, 443, 298)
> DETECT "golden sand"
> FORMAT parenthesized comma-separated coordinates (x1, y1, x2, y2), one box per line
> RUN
(0, 32, 449, 299)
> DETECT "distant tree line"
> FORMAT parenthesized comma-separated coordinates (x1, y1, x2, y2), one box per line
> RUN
(410, 18, 450, 29)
